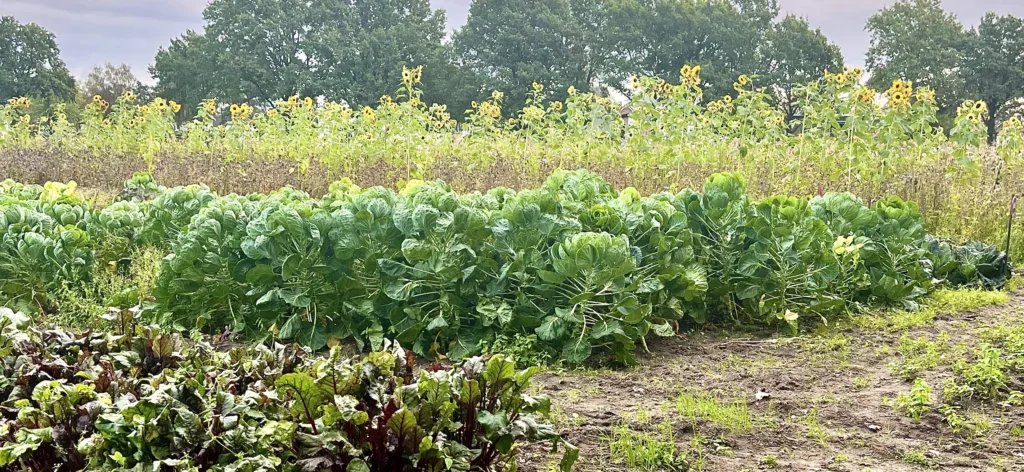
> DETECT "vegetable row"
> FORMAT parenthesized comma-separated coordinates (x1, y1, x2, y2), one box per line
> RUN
(0, 307, 575, 471)
(0, 171, 1011, 364)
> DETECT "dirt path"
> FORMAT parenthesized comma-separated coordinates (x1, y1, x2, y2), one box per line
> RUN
(522, 289, 1024, 471)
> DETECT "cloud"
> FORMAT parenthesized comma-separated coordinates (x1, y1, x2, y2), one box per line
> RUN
(1, 0, 207, 83)
(3, 0, 1024, 85)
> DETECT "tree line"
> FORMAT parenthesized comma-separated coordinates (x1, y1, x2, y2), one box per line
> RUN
(1, 0, 1023, 131)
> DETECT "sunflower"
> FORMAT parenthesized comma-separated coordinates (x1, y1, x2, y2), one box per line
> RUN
(915, 88, 935, 103)
(738, 75, 750, 86)
(230, 104, 240, 114)
(139, 105, 150, 114)
(973, 101, 985, 112)
(551, 101, 564, 112)
(471, 101, 479, 109)
(304, 97, 313, 108)
(490, 105, 501, 119)
(127, 119, 136, 128)
(362, 106, 375, 117)
(567, 86, 577, 96)
(629, 76, 641, 90)
(532, 82, 544, 93)
(123, 91, 136, 102)
(722, 95, 732, 105)
(288, 96, 299, 105)
(492, 91, 504, 102)
(169, 101, 181, 113)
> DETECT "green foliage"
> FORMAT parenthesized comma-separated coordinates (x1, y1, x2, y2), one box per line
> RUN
(0, 182, 94, 313)
(0, 315, 576, 472)
(866, 0, 968, 111)
(890, 333, 946, 379)
(925, 236, 1011, 290)
(946, 344, 1012, 402)
(149, 31, 220, 123)
(895, 378, 932, 421)
(195, 0, 449, 108)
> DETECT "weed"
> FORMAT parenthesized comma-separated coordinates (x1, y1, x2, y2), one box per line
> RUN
(481, 334, 554, 367)
(761, 454, 779, 468)
(853, 307, 936, 332)
(853, 289, 1008, 333)
(949, 344, 1010, 401)
(1004, 276, 1024, 292)
(675, 389, 753, 434)
(1010, 425, 1024, 437)
(51, 246, 164, 327)
(901, 449, 930, 466)
(799, 407, 830, 447)
(827, 454, 850, 470)
(895, 378, 932, 421)
(939, 404, 991, 437)
(853, 377, 869, 389)
(606, 419, 687, 471)
(927, 288, 1009, 315)
(550, 405, 585, 430)
(890, 334, 945, 379)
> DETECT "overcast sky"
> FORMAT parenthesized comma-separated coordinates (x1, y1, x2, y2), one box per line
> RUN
(3, 0, 1024, 85)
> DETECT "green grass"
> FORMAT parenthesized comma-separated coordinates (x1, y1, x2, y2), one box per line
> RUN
(605, 417, 687, 471)
(675, 389, 754, 434)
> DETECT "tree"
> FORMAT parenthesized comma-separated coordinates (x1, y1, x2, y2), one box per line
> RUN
(761, 15, 844, 118)
(865, 0, 968, 111)
(81, 62, 141, 105)
(601, 0, 783, 99)
(0, 16, 76, 101)
(962, 13, 1024, 139)
(202, 0, 339, 104)
(454, 0, 591, 109)
(151, 31, 222, 121)
(199, 0, 449, 108)
(319, 0, 449, 108)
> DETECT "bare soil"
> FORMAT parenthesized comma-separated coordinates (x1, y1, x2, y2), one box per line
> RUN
(521, 289, 1024, 472)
